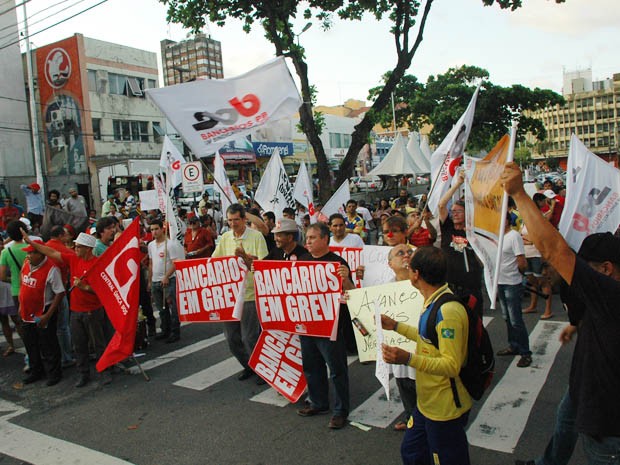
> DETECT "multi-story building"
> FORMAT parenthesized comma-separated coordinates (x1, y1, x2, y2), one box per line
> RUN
(32, 34, 166, 208)
(529, 69, 619, 167)
(161, 34, 223, 85)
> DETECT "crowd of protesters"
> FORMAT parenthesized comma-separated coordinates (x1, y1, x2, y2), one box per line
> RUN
(1, 166, 618, 465)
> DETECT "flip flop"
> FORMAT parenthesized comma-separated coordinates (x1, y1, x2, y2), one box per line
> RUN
(540, 314, 554, 320)
(2, 346, 15, 357)
(393, 421, 407, 431)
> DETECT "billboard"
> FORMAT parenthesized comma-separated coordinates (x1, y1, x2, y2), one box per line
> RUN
(252, 142, 294, 158)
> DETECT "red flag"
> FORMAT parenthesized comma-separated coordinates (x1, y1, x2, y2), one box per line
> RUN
(84, 218, 141, 371)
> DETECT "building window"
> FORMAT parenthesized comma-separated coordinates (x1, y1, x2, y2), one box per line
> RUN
(87, 70, 97, 92)
(147, 79, 156, 89)
(109, 73, 126, 95)
(92, 118, 101, 140)
(153, 121, 164, 140)
(113, 120, 149, 142)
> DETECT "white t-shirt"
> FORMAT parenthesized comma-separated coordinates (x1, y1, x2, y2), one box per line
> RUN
(148, 239, 185, 282)
(498, 229, 525, 285)
(356, 207, 373, 229)
(330, 233, 365, 248)
(520, 224, 541, 259)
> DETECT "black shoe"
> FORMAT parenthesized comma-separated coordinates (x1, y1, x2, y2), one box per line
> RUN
(23, 373, 44, 384)
(166, 334, 180, 343)
(256, 376, 267, 386)
(237, 368, 254, 381)
(75, 374, 90, 388)
(46, 376, 61, 387)
(155, 332, 170, 340)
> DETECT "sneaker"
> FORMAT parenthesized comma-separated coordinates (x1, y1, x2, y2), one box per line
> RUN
(517, 355, 532, 368)
(297, 406, 329, 417)
(23, 373, 44, 384)
(75, 374, 90, 388)
(46, 376, 62, 387)
(328, 415, 347, 429)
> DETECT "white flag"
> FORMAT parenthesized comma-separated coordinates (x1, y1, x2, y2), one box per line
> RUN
(558, 134, 620, 251)
(160, 135, 186, 188)
(213, 151, 235, 216)
(254, 148, 295, 218)
(146, 57, 301, 156)
(293, 162, 315, 221)
(321, 180, 350, 221)
(427, 84, 480, 215)
(164, 173, 186, 244)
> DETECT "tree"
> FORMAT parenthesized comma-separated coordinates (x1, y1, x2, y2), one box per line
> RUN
(370, 65, 564, 152)
(514, 145, 532, 167)
(160, 0, 565, 201)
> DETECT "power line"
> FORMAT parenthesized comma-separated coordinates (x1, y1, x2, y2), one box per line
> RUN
(0, 0, 29, 18)
(0, 0, 86, 41)
(0, 0, 108, 52)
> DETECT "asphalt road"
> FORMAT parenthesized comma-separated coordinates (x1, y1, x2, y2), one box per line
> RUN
(0, 293, 585, 465)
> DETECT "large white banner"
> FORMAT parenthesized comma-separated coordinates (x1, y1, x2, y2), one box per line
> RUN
(427, 84, 480, 215)
(146, 57, 301, 155)
(558, 134, 620, 251)
(293, 161, 315, 221)
(254, 148, 295, 218)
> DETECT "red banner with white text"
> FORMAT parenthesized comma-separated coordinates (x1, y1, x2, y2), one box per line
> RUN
(329, 246, 362, 288)
(249, 330, 306, 403)
(175, 256, 248, 322)
(253, 260, 342, 338)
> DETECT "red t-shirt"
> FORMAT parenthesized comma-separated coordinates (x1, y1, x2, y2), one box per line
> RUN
(46, 238, 74, 285)
(409, 228, 433, 247)
(0, 206, 20, 229)
(550, 196, 565, 228)
(184, 228, 214, 258)
(61, 252, 101, 312)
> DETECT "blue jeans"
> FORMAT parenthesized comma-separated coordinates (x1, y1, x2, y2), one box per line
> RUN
(536, 387, 578, 465)
(497, 283, 531, 356)
(401, 406, 470, 465)
(55, 296, 74, 363)
(299, 335, 349, 417)
(582, 434, 620, 465)
(151, 278, 180, 336)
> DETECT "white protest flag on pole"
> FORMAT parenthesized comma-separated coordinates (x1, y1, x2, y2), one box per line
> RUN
(427, 84, 481, 215)
(321, 180, 350, 220)
(146, 57, 302, 156)
(293, 161, 316, 221)
(558, 134, 620, 251)
(213, 150, 235, 215)
(254, 148, 295, 218)
(160, 135, 185, 188)
(463, 125, 516, 309)
(164, 166, 186, 244)
(153, 174, 166, 213)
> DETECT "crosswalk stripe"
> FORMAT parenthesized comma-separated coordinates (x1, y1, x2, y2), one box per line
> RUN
(249, 355, 358, 407)
(348, 378, 403, 428)
(128, 333, 226, 374)
(467, 320, 564, 453)
(173, 356, 242, 391)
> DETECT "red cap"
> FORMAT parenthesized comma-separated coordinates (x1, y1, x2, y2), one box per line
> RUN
(23, 239, 44, 252)
(28, 183, 40, 192)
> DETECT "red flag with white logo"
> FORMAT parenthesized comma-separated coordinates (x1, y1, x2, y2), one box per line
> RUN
(84, 218, 141, 372)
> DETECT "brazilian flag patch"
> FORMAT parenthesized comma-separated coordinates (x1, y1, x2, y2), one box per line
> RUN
(441, 328, 455, 339)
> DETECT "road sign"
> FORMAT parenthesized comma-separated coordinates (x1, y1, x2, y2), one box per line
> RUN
(181, 161, 203, 193)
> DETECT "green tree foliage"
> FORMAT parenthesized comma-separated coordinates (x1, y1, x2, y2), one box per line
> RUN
(369, 65, 565, 152)
(159, 0, 565, 199)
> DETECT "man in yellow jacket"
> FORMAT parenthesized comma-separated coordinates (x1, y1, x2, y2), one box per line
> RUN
(381, 246, 471, 465)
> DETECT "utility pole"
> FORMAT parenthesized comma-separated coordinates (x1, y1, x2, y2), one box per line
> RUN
(23, 2, 45, 195)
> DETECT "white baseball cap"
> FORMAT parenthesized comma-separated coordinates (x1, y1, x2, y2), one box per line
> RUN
(75, 232, 96, 248)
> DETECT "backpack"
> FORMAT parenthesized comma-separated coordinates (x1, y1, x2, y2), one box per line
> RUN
(426, 293, 495, 405)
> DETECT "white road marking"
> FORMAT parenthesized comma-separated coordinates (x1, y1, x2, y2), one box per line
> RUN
(467, 320, 564, 453)
(0, 399, 133, 465)
(173, 356, 242, 391)
(128, 333, 226, 374)
(348, 377, 403, 428)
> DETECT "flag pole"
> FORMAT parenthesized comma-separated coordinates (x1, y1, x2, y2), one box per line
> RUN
(489, 121, 518, 310)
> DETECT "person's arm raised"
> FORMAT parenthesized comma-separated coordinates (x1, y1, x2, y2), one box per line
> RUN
(501, 162, 575, 284)
(438, 170, 465, 223)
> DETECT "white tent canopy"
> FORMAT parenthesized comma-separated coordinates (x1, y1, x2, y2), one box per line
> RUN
(407, 132, 431, 173)
(368, 133, 420, 176)
(420, 134, 432, 163)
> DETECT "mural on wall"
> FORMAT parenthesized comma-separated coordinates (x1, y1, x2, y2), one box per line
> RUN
(36, 37, 87, 175)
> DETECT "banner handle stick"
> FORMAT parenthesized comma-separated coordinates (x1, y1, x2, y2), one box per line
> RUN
(489, 121, 518, 310)
(130, 355, 150, 382)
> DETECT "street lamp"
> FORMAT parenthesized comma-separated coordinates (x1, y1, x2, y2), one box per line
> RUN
(296, 22, 313, 45)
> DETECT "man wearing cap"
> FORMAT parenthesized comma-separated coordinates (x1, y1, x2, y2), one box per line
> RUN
(542, 188, 564, 229)
(20, 183, 45, 230)
(264, 218, 307, 262)
(64, 188, 87, 217)
(502, 162, 620, 465)
(19, 240, 65, 386)
(22, 231, 110, 387)
(212, 203, 268, 382)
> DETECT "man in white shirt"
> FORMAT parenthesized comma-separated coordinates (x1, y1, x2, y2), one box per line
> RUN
(328, 214, 365, 248)
(147, 219, 185, 343)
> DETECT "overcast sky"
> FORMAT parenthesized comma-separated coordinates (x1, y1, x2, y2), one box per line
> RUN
(10, 0, 620, 106)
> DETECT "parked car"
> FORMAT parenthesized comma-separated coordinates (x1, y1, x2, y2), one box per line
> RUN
(177, 184, 216, 209)
(349, 176, 383, 192)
